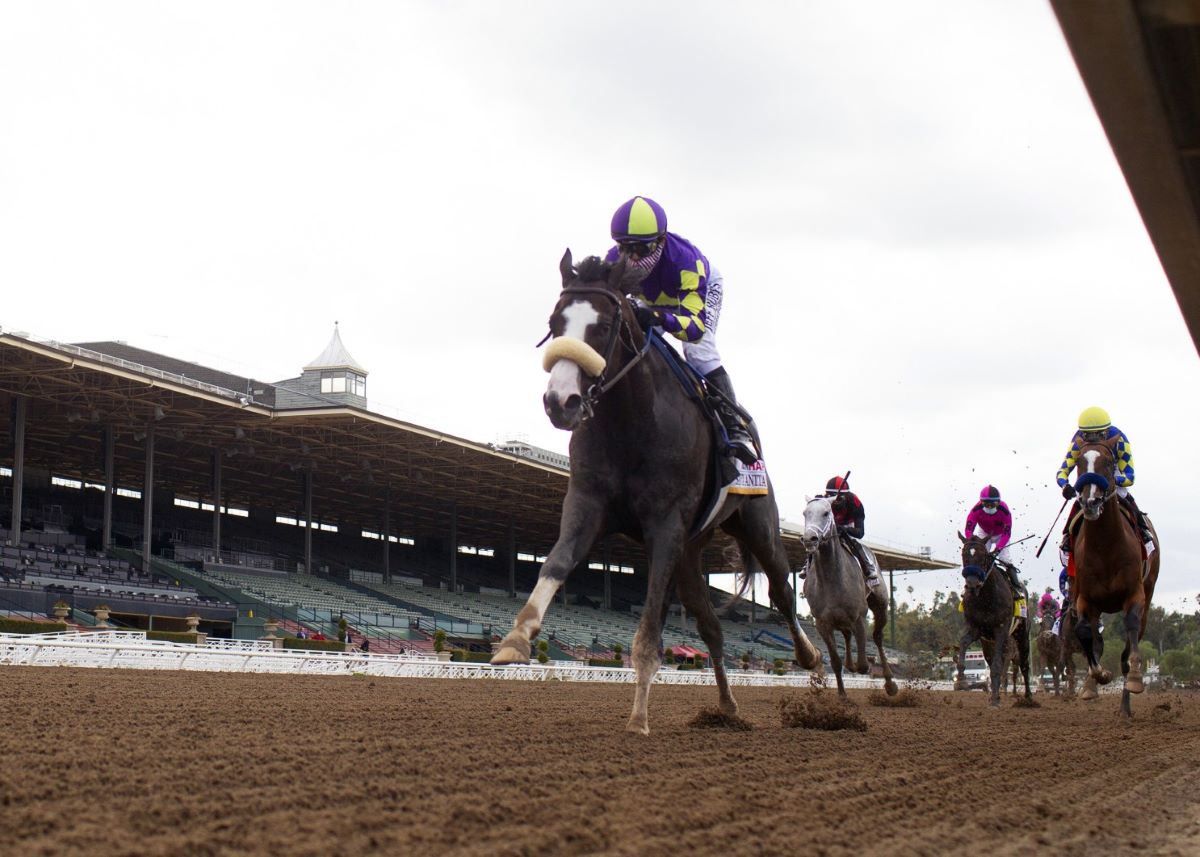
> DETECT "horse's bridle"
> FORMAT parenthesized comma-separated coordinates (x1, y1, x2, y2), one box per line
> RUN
(1075, 442, 1117, 518)
(962, 539, 997, 586)
(543, 284, 652, 420)
(803, 498, 837, 552)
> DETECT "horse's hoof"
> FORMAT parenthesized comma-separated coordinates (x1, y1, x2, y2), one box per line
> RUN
(490, 636, 531, 665)
(625, 718, 650, 736)
(989, 698, 1001, 708)
(1126, 675, 1144, 694)
(884, 680, 898, 696)
(855, 664, 869, 675)
(1096, 669, 1113, 686)
(1081, 677, 1099, 701)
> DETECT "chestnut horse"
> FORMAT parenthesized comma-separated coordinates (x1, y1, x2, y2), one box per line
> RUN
(491, 252, 820, 734)
(1069, 439, 1160, 717)
(956, 533, 1033, 706)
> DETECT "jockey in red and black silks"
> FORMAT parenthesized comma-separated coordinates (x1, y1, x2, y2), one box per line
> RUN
(823, 476, 878, 585)
(604, 195, 757, 465)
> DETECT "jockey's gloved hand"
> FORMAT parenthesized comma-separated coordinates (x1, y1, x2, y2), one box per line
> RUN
(633, 304, 662, 332)
(1061, 484, 1076, 500)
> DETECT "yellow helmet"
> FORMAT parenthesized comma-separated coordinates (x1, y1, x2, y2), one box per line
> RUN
(1078, 406, 1111, 432)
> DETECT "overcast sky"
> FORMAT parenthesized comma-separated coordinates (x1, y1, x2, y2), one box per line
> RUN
(3, 2, 1197, 614)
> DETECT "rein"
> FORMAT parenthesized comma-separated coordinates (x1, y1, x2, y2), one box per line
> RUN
(545, 283, 653, 420)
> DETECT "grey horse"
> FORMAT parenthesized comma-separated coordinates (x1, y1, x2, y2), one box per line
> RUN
(491, 252, 820, 734)
(800, 496, 897, 697)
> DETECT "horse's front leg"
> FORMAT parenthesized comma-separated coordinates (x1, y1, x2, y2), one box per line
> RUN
(987, 629, 1008, 707)
(627, 524, 686, 735)
(852, 617, 869, 675)
(492, 492, 605, 665)
(1017, 627, 1033, 701)
(818, 619, 845, 696)
(1073, 601, 1111, 688)
(675, 544, 737, 717)
(954, 629, 978, 691)
(1120, 601, 1146, 718)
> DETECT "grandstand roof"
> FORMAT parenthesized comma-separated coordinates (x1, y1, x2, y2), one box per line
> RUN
(1052, 0, 1200, 356)
(0, 330, 954, 574)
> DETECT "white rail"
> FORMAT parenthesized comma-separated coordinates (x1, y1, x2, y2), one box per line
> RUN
(0, 631, 941, 690)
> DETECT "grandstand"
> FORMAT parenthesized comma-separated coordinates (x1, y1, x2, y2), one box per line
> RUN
(0, 326, 953, 666)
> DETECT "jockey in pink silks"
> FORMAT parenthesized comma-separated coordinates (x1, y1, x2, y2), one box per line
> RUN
(963, 485, 1028, 607)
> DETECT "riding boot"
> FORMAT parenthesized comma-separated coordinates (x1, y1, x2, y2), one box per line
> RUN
(1118, 493, 1154, 545)
(844, 535, 879, 586)
(1004, 563, 1028, 612)
(704, 367, 759, 465)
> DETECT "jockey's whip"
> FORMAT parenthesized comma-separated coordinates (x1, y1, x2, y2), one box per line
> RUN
(1034, 497, 1071, 559)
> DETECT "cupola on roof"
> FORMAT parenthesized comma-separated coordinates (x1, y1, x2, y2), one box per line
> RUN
(304, 323, 367, 375)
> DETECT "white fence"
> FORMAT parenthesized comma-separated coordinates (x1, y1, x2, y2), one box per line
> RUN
(0, 630, 944, 690)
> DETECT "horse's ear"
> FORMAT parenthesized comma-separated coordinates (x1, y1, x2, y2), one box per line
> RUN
(560, 248, 574, 286)
(608, 255, 627, 290)
(957, 532, 966, 543)
(804, 494, 812, 503)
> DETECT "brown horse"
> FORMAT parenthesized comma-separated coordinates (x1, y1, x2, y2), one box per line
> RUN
(1069, 439, 1160, 716)
(1035, 601, 1068, 696)
(956, 533, 1033, 706)
(491, 252, 820, 734)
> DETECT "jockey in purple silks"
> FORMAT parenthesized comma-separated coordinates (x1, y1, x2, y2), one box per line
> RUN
(604, 195, 757, 465)
(963, 485, 1028, 609)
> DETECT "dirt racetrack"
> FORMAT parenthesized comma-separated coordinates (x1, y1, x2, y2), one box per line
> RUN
(1, 667, 1198, 856)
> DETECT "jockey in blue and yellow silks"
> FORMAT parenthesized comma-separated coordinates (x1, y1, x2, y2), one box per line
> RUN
(1056, 406, 1153, 553)
(604, 196, 757, 464)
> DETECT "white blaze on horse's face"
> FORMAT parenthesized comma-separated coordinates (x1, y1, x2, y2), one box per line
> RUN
(544, 300, 601, 429)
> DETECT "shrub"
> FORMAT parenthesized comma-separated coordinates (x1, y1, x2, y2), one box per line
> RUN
(0, 619, 67, 635)
(337, 617, 349, 643)
(433, 629, 447, 653)
(612, 642, 623, 658)
(536, 651, 550, 664)
(587, 658, 624, 667)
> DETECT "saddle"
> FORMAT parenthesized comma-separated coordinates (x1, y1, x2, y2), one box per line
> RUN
(641, 332, 767, 536)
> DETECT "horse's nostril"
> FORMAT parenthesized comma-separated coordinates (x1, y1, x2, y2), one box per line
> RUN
(562, 394, 581, 414)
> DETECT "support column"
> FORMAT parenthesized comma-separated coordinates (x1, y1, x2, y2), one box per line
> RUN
(382, 487, 391, 584)
(889, 570, 896, 648)
(751, 573, 757, 624)
(101, 426, 114, 553)
(603, 540, 612, 610)
(211, 449, 222, 559)
(141, 426, 154, 576)
(448, 501, 457, 593)
(507, 523, 516, 597)
(304, 468, 313, 575)
(9, 396, 26, 544)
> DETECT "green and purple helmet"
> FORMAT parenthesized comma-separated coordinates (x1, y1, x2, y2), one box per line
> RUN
(610, 196, 668, 244)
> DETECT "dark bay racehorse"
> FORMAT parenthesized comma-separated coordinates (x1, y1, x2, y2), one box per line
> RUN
(1069, 439, 1160, 717)
(956, 533, 1032, 706)
(491, 251, 820, 734)
(1035, 601, 1068, 696)
(800, 496, 897, 697)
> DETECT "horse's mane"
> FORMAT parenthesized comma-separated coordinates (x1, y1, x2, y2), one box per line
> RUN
(573, 255, 646, 294)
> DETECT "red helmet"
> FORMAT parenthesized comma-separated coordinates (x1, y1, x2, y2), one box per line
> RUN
(825, 476, 849, 495)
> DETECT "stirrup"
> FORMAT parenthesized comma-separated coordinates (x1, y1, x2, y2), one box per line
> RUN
(729, 438, 758, 465)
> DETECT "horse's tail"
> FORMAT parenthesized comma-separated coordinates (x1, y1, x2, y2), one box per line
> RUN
(721, 541, 759, 614)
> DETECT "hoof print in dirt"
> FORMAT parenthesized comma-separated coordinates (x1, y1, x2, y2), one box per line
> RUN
(688, 707, 752, 731)
(1012, 696, 1041, 709)
(778, 690, 867, 732)
(867, 688, 920, 708)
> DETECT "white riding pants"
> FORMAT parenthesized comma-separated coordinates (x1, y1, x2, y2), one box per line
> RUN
(682, 266, 724, 376)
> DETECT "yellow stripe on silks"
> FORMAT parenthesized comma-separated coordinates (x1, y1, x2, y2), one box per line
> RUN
(681, 291, 704, 315)
(627, 197, 660, 236)
(680, 269, 699, 292)
(542, 336, 607, 376)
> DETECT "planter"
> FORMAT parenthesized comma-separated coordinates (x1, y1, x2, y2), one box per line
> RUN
(185, 615, 201, 633)
(93, 606, 111, 629)
(52, 605, 70, 621)
(262, 620, 280, 640)
(436, 651, 452, 662)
